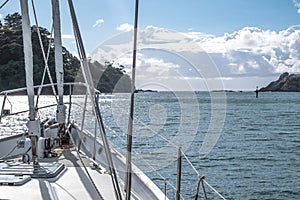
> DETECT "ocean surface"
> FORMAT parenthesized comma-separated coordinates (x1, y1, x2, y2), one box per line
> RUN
(0, 92, 299, 200)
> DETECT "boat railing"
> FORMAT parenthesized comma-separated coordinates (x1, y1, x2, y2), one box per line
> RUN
(0, 82, 99, 118)
(0, 82, 100, 96)
(0, 83, 227, 199)
(101, 117, 227, 200)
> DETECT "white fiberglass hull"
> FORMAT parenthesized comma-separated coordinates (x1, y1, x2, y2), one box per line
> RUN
(0, 124, 167, 200)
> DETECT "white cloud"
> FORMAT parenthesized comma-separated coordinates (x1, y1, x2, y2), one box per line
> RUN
(93, 18, 104, 28)
(117, 23, 133, 32)
(91, 25, 300, 90)
(293, 0, 300, 13)
(140, 56, 180, 77)
(183, 31, 215, 42)
(187, 26, 300, 76)
(91, 26, 223, 90)
(0, 14, 2, 20)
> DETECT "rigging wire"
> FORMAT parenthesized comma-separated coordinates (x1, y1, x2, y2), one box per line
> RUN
(181, 151, 199, 176)
(19, 0, 230, 196)
(36, 25, 54, 105)
(0, 0, 9, 10)
(113, 110, 227, 199)
(101, 104, 226, 199)
(203, 180, 227, 200)
(67, 125, 104, 200)
(101, 120, 175, 194)
(125, 0, 139, 199)
(103, 122, 180, 197)
(67, 0, 123, 199)
(30, 0, 58, 105)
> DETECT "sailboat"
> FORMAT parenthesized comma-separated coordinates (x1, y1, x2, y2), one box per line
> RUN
(0, 0, 229, 199)
(0, 0, 167, 199)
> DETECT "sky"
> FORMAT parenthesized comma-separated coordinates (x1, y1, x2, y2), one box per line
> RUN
(1, 0, 300, 91)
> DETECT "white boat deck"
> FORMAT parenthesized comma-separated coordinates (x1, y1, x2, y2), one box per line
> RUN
(0, 148, 119, 200)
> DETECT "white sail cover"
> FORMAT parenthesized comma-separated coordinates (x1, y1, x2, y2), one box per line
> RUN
(20, 0, 35, 120)
(52, 0, 64, 104)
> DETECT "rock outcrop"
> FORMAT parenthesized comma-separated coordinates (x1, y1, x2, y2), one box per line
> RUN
(259, 72, 300, 92)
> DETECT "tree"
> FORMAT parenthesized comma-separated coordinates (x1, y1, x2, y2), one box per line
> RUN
(4, 13, 22, 30)
(0, 12, 81, 92)
(89, 61, 131, 93)
(0, 12, 131, 93)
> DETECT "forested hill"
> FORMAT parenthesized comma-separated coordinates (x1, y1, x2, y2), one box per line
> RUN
(0, 13, 131, 93)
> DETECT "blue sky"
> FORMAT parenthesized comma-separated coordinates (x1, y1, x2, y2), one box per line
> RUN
(1, 0, 300, 90)
(1, 0, 299, 52)
(139, 0, 300, 35)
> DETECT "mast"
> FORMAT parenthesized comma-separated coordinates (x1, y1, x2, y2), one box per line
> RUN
(20, 0, 34, 121)
(52, 0, 66, 137)
(20, 0, 40, 165)
(125, 0, 139, 199)
(52, 0, 64, 104)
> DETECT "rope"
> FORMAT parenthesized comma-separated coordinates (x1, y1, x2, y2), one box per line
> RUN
(0, 0, 9, 9)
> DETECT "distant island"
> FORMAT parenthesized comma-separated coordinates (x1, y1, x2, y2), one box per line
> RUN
(135, 89, 158, 93)
(259, 72, 300, 92)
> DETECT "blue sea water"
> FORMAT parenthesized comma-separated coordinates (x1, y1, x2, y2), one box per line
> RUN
(0, 92, 299, 200)
(99, 91, 300, 200)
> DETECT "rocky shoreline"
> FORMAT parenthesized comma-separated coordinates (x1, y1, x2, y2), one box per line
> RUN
(259, 72, 300, 92)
